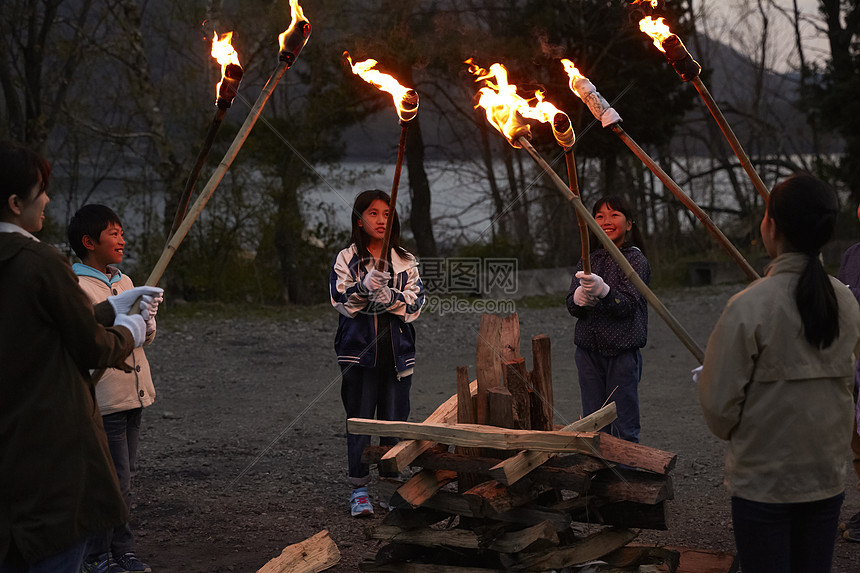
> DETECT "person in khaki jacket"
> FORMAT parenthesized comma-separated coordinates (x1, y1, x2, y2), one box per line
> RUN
(68, 204, 160, 573)
(698, 174, 860, 573)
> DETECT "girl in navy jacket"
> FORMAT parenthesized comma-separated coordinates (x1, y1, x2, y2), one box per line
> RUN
(329, 189, 424, 516)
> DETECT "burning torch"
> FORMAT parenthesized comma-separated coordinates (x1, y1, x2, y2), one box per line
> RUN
(561, 58, 759, 281)
(167, 30, 245, 242)
(634, 7, 770, 203)
(147, 0, 311, 287)
(469, 59, 704, 363)
(344, 52, 419, 273)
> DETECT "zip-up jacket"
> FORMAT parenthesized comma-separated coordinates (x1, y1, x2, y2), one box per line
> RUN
(74, 263, 156, 415)
(330, 244, 424, 377)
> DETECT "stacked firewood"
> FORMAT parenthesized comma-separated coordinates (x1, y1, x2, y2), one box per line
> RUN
(349, 314, 733, 573)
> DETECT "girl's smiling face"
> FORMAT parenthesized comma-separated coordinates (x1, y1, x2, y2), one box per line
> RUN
(358, 198, 389, 242)
(595, 202, 632, 248)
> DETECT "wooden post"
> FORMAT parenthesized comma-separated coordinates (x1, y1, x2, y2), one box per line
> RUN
(529, 335, 553, 431)
(499, 313, 520, 362)
(503, 358, 531, 430)
(456, 365, 483, 492)
(475, 314, 503, 424)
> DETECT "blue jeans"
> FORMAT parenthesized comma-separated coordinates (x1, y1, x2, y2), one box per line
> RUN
(87, 408, 142, 558)
(732, 493, 844, 573)
(575, 346, 642, 443)
(340, 364, 411, 486)
(0, 538, 88, 573)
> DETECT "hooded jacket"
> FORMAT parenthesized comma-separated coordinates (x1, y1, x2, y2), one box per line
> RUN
(0, 229, 131, 562)
(74, 263, 156, 415)
(330, 244, 424, 377)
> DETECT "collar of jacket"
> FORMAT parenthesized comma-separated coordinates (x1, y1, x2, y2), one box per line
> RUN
(72, 262, 124, 286)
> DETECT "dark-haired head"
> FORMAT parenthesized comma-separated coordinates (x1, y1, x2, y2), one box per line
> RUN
(590, 195, 645, 254)
(350, 189, 409, 260)
(67, 204, 123, 260)
(765, 173, 839, 348)
(0, 141, 51, 222)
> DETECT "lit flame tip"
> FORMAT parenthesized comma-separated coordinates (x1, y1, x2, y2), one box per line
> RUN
(638, 16, 673, 52)
(347, 54, 418, 122)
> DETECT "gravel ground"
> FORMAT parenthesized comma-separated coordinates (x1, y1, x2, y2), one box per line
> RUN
(130, 284, 860, 571)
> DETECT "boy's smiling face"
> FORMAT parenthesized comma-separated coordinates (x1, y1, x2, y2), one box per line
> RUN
(83, 222, 125, 272)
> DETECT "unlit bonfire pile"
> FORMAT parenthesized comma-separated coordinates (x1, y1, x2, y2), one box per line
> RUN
(350, 314, 737, 572)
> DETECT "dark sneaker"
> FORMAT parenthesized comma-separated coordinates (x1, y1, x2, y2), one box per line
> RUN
(81, 553, 110, 573)
(112, 553, 152, 573)
(350, 486, 374, 517)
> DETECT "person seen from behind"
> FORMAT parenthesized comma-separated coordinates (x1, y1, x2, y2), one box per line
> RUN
(698, 173, 860, 573)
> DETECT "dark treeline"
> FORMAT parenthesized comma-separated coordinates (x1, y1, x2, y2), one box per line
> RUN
(1, 0, 857, 303)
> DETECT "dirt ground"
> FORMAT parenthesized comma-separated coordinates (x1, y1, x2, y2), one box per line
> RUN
(133, 284, 860, 572)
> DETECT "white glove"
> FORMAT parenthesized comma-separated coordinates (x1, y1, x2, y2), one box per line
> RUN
(145, 315, 156, 336)
(140, 291, 163, 322)
(573, 286, 597, 307)
(114, 313, 146, 347)
(371, 287, 393, 306)
(691, 365, 703, 384)
(362, 269, 390, 292)
(576, 271, 610, 299)
(108, 286, 164, 316)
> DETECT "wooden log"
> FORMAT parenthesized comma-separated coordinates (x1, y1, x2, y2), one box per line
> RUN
(596, 434, 677, 475)
(528, 335, 553, 431)
(348, 419, 600, 454)
(382, 506, 451, 530)
(571, 500, 669, 530)
(588, 467, 674, 504)
(503, 358, 531, 430)
(366, 519, 558, 554)
(455, 365, 483, 492)
(508, 527, 639, 571)
(363, 446, 596, 493)
(499, 313, 520, 362)
(379, 379, 477, 474)
(475, 314, 503, 424)
(256, 529, 340, 573)
(392, 469, 458, 509)
(462, 478, 550, 516)
(419, 491, 572, 531)
(602, 546, 681, 570)
(360, 562, 506, 573)
(488, 402, 617, 485)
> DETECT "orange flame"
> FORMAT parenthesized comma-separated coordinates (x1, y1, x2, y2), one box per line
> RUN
(279, 0, 308, 50)
(345, 52, 419, 122)
(211, 31, 241, 97)
(639, 16, 673, 52)
(629, 0, 660, 8)
(466, 59, 533, 147)
(560, 59, 585, 95)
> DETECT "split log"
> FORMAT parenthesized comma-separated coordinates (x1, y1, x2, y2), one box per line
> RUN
(588, 467, 674, 505)
(570, 500, 669, 530)
(360, 562, 505, 573)
(256, 529, 340, 573)
(602, 546, 681, 570)
(383, 506, 451, 530)
(486, 387, 516, 430)
(528, 335, 553, 431)
(488, 402, 617, 485)
(348, 419, 599, 454)
(363, 447, 597, 493)
(455, 366, 483, 492)
(595, 434, 677, 475)
(507, 527, 639, 571)
(475, 314, 503, 424)
(392, 469, 458, 509)
(462, 478, 550, 516)
(499, 313, 520, 362)
(366, 519, 558, 553)
(503, 358, 530, 430)
(417, 490, 572, 530)
(379, 379, 477, 474)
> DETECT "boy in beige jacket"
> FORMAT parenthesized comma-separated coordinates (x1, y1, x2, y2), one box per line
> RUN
(68, 204, 160, 573)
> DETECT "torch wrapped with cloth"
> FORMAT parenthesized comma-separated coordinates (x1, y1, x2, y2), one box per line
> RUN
(561, 58, 759, 281)
(167, 30, 245, 242)
(633, 3, 769, 203)
(468, 59, 704, 363)
(147, 0, 311, 287)
(344, 53, 419, 275)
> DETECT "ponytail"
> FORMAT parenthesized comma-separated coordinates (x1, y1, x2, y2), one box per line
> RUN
(768, 174, 839, 348)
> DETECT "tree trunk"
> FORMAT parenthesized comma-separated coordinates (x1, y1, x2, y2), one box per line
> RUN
(405, 115, 438, 258)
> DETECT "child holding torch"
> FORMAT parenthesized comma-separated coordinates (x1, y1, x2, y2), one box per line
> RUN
(698, 174, 860, 573)
(566, 195, 650, 443)
(329, 189, 425, 517)
(0, 141, 162, 572)
(67, 204, 160, 573)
